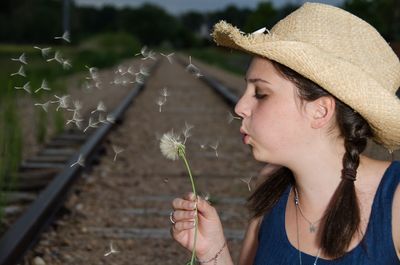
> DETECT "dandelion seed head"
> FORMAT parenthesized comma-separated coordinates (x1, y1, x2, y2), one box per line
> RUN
(160, 131, 184, 161)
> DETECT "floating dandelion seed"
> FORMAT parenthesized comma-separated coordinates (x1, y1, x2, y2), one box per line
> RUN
(182, 122, 194, 144)
(186, 56, 202, 77)
(159, 129, 198, 265)
(240, 176, 254, 192)
(135, 74, 145, 84)
(227, 111, 241, 124)
(35, 79, 51, 93)
(160, 52, 174, 64)
(115, 65, 126, 75)
(106, 114, 116, 123)
(200, 143, 207, 149)
(15, 82, 31, 94)
(66, 116, 84, 130)
(135, 46, 148, 57)
(161, 87, 169, 99)
(51, 95, 70, 111)
(127, 66, 135, 76)
(54, 31, 70, 43)
(112, 145, 124, 162)
(34, 46, 52, 58)
(62, 59, 72, 70)
(83, 117, 99, 133)
(156, 97, 166, 112)
(10, 65, 26, 77)
(144, 50, 157, 61)
(209, 140, 219, 158)
(70, 154, 85, 167)
(104, 241, 119, 257)
(47, 50, 63, 63)
(91, 101, 106, 114)
(11, 53, 27, 64)
(34, 101, 51, 112)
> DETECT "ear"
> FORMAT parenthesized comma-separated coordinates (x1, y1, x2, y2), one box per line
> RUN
(307, 96, 336, 129)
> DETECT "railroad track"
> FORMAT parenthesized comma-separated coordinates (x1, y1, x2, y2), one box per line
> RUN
(1, 55, 260, 265)
(0, 61, 161, 265)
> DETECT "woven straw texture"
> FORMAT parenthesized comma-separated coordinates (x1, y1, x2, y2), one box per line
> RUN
(212, 2, 400, 150)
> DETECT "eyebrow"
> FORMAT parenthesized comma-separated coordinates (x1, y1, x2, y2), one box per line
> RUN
(244, 77, 271, 84)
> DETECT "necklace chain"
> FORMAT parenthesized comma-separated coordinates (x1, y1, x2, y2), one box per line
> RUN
(294, 188, 324, 233)
(294, 187, 322, 265)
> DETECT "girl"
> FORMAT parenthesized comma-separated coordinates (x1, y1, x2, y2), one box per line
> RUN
(170, 3, 400, 264)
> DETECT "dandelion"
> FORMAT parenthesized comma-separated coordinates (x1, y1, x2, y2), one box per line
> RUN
(209, 140, 219, 158)
(85, 65, 99, 79)
(15, 82, 31, 94)
(34, 101, 51, 112)
(112, 145, 124, 162)
(91, 101, 106, 114)
(10, 65, 26, 77)
(34, 46, 52, 58)
(11, 53, 27, 64)
(34, 79, 51, 93)
(54, 31, 70, 43)
(240, 176, 254, 192)
(70, 154, 85, 167)
(83, 117, 99, 133)
(160, 52, 174, 64)
(104, 241, 119, 256)
(66, 116, 84, 130)
(227, 111, 241, 124)
(159, 129, 198, 265)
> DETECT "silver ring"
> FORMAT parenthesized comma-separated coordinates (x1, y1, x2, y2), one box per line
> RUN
(169, 211, 176, 224)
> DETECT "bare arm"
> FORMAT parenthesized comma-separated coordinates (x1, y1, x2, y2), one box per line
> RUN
(238, 216, 263, 265)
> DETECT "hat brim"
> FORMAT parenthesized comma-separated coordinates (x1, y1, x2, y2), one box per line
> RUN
(212, 21, 400, 150)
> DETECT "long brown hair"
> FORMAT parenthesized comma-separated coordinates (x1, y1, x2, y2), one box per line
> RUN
(247, 60, 373, 258)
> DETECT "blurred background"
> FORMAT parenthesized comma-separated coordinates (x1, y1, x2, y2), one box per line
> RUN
(0, 0, 399, 224)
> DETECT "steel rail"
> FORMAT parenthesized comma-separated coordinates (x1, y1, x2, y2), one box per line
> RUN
(0, 62, 160, 265)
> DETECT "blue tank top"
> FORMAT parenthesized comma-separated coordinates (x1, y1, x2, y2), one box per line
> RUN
(253, 161, 400, 265)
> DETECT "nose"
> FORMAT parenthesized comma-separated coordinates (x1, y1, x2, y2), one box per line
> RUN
(234, 93, 251, 119)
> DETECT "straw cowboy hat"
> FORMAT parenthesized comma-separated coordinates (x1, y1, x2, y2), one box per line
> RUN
(212, 2, 400, 151)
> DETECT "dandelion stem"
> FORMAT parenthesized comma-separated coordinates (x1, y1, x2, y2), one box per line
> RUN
(178, 147, 198, 265)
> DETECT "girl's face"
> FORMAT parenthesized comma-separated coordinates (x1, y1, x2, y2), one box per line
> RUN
(235, 57, 313, 164)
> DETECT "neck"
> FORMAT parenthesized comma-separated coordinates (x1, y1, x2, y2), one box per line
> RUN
(287, 139, 347, 211)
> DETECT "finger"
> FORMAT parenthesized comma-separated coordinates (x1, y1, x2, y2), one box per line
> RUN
(183, 192, 196, 201)
(172, 197, 196, 210)
(173, 210, 196, 222)
(172, 220, 196, 232)
(196, 195, 217, 219)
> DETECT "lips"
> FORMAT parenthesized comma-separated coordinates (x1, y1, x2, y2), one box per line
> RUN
(240, 128, 250, 144)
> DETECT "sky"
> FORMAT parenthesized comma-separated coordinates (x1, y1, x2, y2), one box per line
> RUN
(74, 0, 345, 15)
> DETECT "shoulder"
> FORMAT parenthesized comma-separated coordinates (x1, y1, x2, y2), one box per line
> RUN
(392, 165, 400, 258)
(238, 216, 263, 265)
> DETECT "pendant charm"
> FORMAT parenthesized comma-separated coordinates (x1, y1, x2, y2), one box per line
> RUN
(309, 224, 316, 233)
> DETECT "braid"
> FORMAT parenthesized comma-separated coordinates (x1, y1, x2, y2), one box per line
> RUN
(319, 102, 372, 258)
